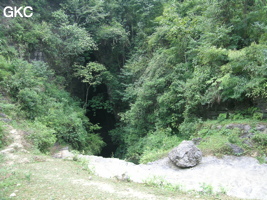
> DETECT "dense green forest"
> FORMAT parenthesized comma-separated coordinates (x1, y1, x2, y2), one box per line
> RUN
(0, 0, 266, 163)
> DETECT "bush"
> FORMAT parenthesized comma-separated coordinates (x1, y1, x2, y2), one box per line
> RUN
(26, 121, 56, 153)
(0, 56, 14, 81)
(217, 113, 227, 122)
(1, 59, 105, 154)
(0, 123, 6, 149)
(253, 133, 267, 146)
(253, 112, 263, 120)
(179, 120, 199, 138)
(126, 128, 183, 163)
(17, 88, 43, 119)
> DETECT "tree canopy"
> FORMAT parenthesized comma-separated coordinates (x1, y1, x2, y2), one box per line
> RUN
(0, 0, 266, 161)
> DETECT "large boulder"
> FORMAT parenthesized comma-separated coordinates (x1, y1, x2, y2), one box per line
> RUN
(168, 140, 202, 168)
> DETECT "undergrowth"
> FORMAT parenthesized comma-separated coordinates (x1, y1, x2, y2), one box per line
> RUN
(193, 116, 267, 161)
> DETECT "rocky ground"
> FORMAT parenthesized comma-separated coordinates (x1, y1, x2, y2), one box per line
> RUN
(1, 122, 267, 200)
(77, 154, 267, 200)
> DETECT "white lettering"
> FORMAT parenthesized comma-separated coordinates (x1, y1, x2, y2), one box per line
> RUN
(3, 6, 13, 17)
(23, 6, 33, 18)
(3, 6, 33, 18)
(14, 6, 23, 17)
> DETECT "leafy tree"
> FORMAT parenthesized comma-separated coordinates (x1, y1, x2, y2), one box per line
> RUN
(74, 62, 108, 108)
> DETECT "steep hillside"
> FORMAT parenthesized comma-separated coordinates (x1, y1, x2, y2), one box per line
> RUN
(0, 0, 267, 163)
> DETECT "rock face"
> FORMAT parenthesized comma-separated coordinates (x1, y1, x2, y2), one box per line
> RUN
(168, 140, 202, 168)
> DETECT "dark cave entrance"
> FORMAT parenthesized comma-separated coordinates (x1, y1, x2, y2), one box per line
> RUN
(86, 84, 118, 157)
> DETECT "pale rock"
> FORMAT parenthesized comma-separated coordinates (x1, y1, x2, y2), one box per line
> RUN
(168, 140, 202, 168)
(10, 193, 16, 197)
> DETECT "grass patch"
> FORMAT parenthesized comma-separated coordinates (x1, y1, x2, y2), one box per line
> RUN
(74, 156, 95, 174)
(194, 119, 267, 159)
(198, 134, 232, 157)
(143, 175, 239, 200)
(140, 149, 169, 164)
(144, 175, 182, 192)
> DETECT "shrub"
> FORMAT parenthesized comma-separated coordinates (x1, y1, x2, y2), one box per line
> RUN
(252, 133, 267, 146)
(0, 56, 14, 81)
(217, 113, 227, 122)
(26, 121, 56, 153)
(126, 128, 183, 163)
(253, 112, 263, 120)
(17, 88, 43, 119)
(0, 123, 6, 149)
(179, 120, 199, 138)
(1, 59, 105, 154)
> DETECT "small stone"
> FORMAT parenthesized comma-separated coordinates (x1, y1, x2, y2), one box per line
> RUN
(256, 125, 267, 132)
(217, 125, 223, 129)
(243, 125, 251, 133)
(0, 148, 15, 154)
(53, 149, 74, 159)
(10, 193, 16, 197)
(20, 149, 30, 153)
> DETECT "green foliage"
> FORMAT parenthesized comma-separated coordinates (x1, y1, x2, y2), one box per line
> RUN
(228, 129, 242, 144)
(139, 130, 183, 163)
(253, 112, 264, 120)
(217, 113, 227, 122)
(253, 133, 267, 146)
(0, 56, 14, 81)
(257, 153, 267, 164)
(111, 0, 267, 160)
(198, 134, 232, 157)
(0, 167, 18, 194)
(200, 183, 213, 195)
(26, 121, 56, 153)
(17, 88, 43, 119)
(0, 122, 6, 149)
(1, 0, 267, 161)
(112, 126, 183, 163)
(179, 120, 199, 138)
(74, 62, 107, 86)
(0, 57, 104, 154)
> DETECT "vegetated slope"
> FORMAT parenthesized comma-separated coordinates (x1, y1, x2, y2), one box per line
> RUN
(110, 0, 267, 162)
(0, 57, 104, 154)
(0, 0, 267, 163)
